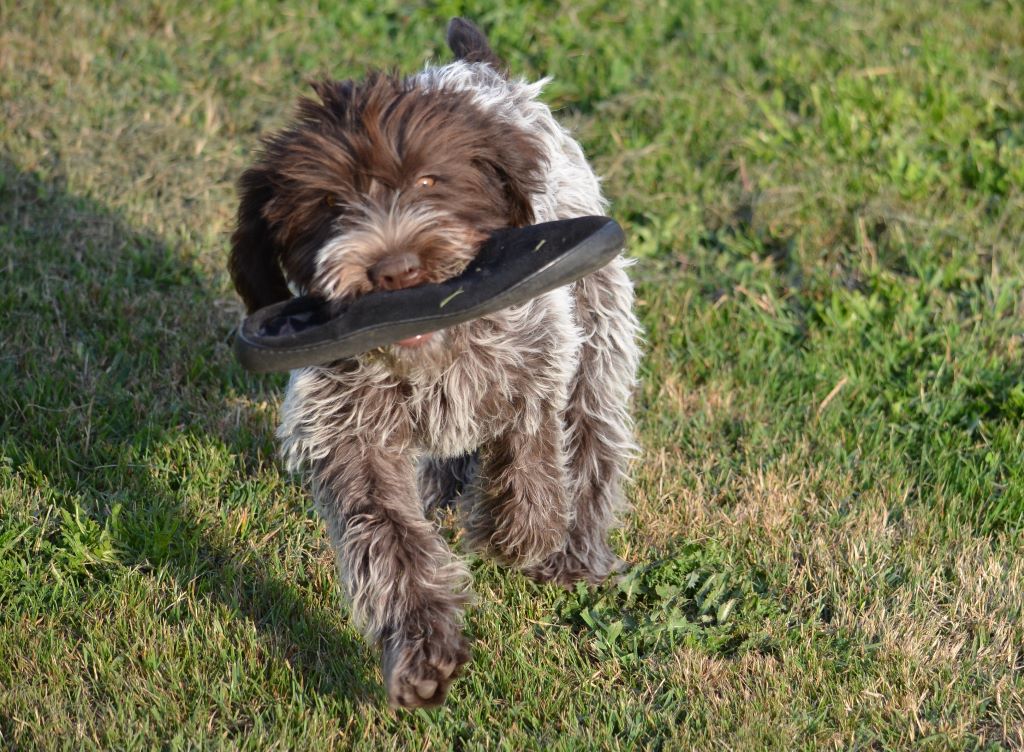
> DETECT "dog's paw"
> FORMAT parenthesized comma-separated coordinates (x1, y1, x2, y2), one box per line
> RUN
(524, 546, 627, 587)
(465, 496, 570, 568)
(382, 618, 471, 709)
(492, 505, 571, 567)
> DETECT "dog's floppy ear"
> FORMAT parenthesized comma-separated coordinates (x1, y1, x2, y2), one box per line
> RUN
(489, 131, 546, 227)
(446, 18, 505, 70)
(229, 167, 292, 313)
(498, 161, 538, 227)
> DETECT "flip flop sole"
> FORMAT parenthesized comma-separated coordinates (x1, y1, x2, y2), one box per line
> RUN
(234, 216, 625, 373)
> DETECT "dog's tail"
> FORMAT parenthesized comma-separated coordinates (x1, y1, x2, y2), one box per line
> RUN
(446, 18, 505, 70)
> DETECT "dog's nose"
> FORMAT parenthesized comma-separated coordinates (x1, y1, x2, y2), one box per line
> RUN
(370, 253, 423, 291)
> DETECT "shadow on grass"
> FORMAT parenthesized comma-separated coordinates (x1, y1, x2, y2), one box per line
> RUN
(0, 155, 377, 707)
(115, 463, 380, 706)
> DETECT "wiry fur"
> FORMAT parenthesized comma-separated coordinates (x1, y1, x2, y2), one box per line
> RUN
(230, 19, 641, 708)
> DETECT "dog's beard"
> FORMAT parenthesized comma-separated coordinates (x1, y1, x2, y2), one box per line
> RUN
(311, 200, 487, 373)
(313, 202, 485, 301)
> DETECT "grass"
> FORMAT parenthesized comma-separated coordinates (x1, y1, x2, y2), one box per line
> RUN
(1, 0, 1023, 748)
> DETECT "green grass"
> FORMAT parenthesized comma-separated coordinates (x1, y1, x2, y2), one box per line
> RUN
(2, 0, 1023, 748)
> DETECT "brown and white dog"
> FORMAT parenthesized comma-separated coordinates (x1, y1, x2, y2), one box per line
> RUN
(229, 19, 640, 708)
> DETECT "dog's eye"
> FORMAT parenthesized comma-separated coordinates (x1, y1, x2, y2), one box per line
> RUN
(324, 194, 338, 207)
(415, 176, 437, 188)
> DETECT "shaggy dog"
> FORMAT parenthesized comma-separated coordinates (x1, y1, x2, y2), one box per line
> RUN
(229, 18, 640, 708)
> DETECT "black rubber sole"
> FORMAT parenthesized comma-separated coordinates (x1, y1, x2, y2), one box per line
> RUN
(233, 216, 625, 373)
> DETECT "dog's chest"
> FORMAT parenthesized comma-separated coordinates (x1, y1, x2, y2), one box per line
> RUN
(277, 293, 582, 470)
(404, 295, 581, 457)
(404, 371, 506, 457)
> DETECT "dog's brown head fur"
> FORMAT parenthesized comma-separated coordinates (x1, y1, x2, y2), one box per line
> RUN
(229, 31, 545, 314)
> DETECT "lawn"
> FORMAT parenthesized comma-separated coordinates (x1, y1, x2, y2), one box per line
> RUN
(1, 0, 1023, 749)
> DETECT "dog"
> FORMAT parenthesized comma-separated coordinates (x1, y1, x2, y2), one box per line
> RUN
(228, 18, 640, 708)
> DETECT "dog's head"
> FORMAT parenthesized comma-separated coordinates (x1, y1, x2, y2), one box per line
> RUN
(229, 20, 545, 347)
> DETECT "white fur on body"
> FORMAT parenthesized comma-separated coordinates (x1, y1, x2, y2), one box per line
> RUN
(276, 60, 641, 706)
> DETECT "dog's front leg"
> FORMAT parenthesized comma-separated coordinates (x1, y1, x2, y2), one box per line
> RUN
(311, 443, 472, 709)
(463, 404, 573, 567)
